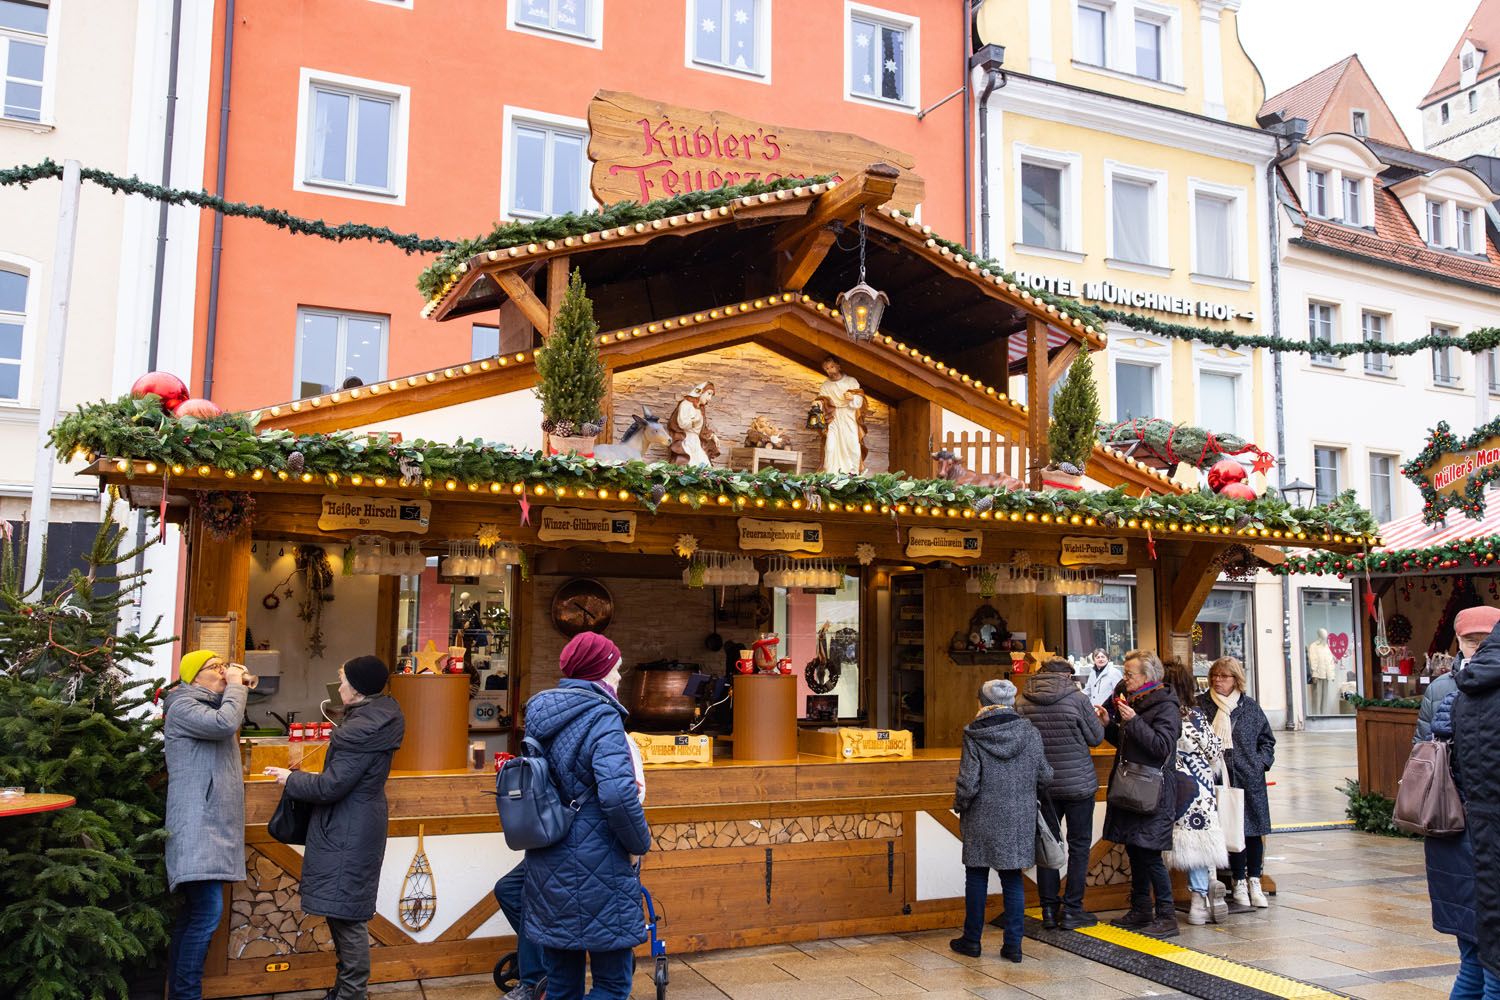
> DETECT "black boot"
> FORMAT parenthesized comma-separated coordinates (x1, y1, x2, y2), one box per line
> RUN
(1041, 904, 1059, 930)
(949, 937, 981, 958)
(1059, 909, 1098, 930)
(1000, 944, 1023, 963)
(1143, 916, 1180, 938)
(1110, 908, 1154, 929)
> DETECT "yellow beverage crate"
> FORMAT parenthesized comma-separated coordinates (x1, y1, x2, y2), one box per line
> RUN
(629, 732, 713, 765)
(799, 727, 913, 760)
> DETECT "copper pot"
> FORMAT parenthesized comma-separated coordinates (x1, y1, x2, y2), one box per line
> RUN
(617, 667, 699, 731)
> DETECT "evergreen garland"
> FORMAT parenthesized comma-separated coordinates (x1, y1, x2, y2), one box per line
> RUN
(0, 506, 172, 999)
(52, 396, 1380, 538)
(1048, 349, 1099, 469)
(1401, 416, 1500, 524)
(1274, 534, 1500, 577)
(1097, 418, 1270, 471)
(534, 270, 606, 435)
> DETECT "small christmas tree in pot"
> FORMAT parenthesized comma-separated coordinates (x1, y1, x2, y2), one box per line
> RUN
(535, 269, 607, 455)
(1043, 349, 1100, 490)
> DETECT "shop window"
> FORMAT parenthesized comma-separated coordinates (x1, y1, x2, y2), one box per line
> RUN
(1110, 176, 1154, 265)
(1020, 161, 1064, 250)
(472, 324, 499, 361)
(295, 308, 387, 398)
(1192, 587, 1253, 689)
(304, 81, 399, 195)
(772, 572, 863, 720)
(1306, 169, 1328, 218)
(1301, 589, 1355, 717)
(1115, 360, 1156, 421)
(1341, 177, 1362, 225)
(1307, 301, 1336, 365)
(396, 561, 517, 724)
(1192, 192, 1235, 278)
(848, 8, 914, 107)
(0, 266, 25, 401)
(512, 0, 596, 40)
(1134, 15, 1162, 80)
(1458, 207, 1477, 252)
(0, 0, 46, 123)
(1313, 445, 1343, 505)
(1369, 453, 1395, 523)
(1432, 335, 1459, 387)
(1063, 582, 1137, 667)
(507, 116, 588, 219)
(693, 0, 764, 75)
(1361, 311, 1389, 375)
(1198, 370, 1239, 435)
(1076, 3, 1108, 67)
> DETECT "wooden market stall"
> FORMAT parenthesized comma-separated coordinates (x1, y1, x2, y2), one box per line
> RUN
(72, 169, 1374, 997)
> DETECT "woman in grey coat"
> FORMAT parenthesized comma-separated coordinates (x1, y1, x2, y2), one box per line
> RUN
(1198, 656, 1274, 910)
(163, 649, 249, 1000)
(266, 656, 404, 1000)
(950, 679, 1053, 963)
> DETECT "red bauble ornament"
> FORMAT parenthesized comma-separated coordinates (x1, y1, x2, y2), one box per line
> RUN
(130, 371, 189, 412)
(1208, 458, 1249, 493)
(174, 397, 222, 419)
(1217, 481, 1257, 501)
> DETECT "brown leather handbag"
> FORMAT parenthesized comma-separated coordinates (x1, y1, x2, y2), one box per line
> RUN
(1393, 740, 1465, 837)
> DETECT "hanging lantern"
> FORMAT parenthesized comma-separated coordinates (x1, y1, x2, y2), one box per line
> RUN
(837, 207, 889, 342)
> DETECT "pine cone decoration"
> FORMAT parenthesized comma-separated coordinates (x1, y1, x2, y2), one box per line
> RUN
(649, 484, 667, 505)
(1101, 511, 1120, 529)
(286, 451, 305, 475)
(1235, 514, 1253, 529)
(555, 419, 576, 437)
(580, 421, 602, 437)
(541, 417, 557, 434)
(971, 494, 994, 513)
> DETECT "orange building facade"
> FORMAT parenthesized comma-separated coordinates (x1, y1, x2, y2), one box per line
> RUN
(191, 0, 969, 411)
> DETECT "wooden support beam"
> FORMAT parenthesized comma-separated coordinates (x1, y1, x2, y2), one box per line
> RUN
(776, 227, 838, 291)
(890, 396, 940, 477)
(1046, 339, 1082, 386)
(495, 270, 551, 338)
(1026, 317, 1050, 489)
(547, 255, 571, 331)
(185, 516, 251, 660)
(1168, 543, 1222, 634)
(599, 370, 616, 443)
(772, 163, 901, 254)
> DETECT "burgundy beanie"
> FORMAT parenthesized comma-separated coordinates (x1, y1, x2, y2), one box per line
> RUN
(560, 632, 621, 682)
(1456, 606, 1500, 637)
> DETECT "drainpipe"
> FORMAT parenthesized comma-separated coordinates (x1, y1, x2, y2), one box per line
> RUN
(962, 0, 974, 250)
(971, 43, 1006, 260)
(1265, 126, 1298, 732)
(200, 0, 235, 400)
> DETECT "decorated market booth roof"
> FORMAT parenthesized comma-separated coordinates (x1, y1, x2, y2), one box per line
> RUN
(1277, 506, 1500, 577)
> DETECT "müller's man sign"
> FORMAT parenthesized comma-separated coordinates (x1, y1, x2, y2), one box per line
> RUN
(587, 90, 925, 210)
(1405, 417, 1500, 523)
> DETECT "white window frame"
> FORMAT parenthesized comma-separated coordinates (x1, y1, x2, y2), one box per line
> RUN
(684, 0, 772, 82)
(1307, 169, 1329, 218)
(1341, 176, 1362, 225)
(1360, 310, 1391, 376)
(1075, 1, 1110, 68)
(472, 323, 501, 361)
(1487, 347, 1500, 397)
(1111, 351, 1164, 423)
(1426, 198, 1447, 246)
(1307, 300, 1339, 367)
(1368, 451, 1397, 523)
(1195, 366, 1246, 437)
(1441, 102, 1451, 125)
(292, 68, 409, 205)
(506, 0, 604, 48)
(1104, 160, 1168, 273)
(1351, 109, 1368, 137)
(501, 105, 593, 222)
(1312, 445, 1345, 506)
(1130, 1, 1180, 85)
(1431, 324, 1461, 388)
(0, 0, 60, 130)
(1013, 144, 1084, 261)
(843, 1, 920, 113)
(1188, 178, 1248, 286)
(292, 307, 389, 399)
(1471, 90, 1479, 114)
(1458, 206, 1477, 253)
(0, 252, 40, 407)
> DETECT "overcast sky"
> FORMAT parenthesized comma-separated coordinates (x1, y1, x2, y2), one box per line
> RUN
(1237, 0, 1478, 148)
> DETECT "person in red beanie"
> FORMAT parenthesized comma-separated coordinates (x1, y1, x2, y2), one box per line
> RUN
(519, 631, 650, 1000)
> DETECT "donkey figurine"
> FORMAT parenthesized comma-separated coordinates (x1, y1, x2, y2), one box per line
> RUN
(594, 408, 672, 464)
(930, 449, 1025, 491)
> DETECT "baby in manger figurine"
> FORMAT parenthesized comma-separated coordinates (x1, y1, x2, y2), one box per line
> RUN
(807, 357, 868, 474)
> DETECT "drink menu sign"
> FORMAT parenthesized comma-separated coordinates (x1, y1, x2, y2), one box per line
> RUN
(586, 90, 925, 210)
(1406, 418, 1500, 523)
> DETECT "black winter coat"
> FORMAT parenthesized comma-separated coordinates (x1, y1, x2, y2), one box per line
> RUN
(1198, 692, 1275, 837)
(1102, 684, 1181, 851)
(1453, 620, 1500, 972)
(1427, 688, 1476, 942)
(284, 695, 405, 921)
(1017, 671, 1105, 801)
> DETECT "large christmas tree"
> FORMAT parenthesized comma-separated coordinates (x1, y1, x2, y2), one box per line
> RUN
(0, 506, 172, 999)
(535, 268, 606, 439)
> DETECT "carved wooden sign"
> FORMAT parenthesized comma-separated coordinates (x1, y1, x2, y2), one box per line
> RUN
(587, 90, 925, 210)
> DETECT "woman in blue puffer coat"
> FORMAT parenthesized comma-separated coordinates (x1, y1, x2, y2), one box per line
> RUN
(522, 632, 651, 1000)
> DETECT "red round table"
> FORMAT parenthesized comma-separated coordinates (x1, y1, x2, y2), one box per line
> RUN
(0, 794, 75, 818)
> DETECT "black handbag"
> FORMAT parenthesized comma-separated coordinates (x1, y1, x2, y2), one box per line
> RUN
(267, 787, 311, 845)
(1107, 718, 1173, 815)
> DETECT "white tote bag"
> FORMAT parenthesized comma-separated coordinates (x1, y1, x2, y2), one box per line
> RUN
(1216, 757, 1246, 854)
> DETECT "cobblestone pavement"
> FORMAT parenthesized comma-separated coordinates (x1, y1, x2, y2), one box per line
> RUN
(255, 730, 1460, 1000)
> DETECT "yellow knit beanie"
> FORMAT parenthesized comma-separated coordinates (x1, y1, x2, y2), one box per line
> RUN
(179, 649, 217, 685)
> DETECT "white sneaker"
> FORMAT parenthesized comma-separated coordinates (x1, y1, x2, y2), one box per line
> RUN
(1187, 892, 1209, 925)
(1208, 880, 1229, 923)
(1232, 879, 1250, 908)
(1248, 877, 1269, 908)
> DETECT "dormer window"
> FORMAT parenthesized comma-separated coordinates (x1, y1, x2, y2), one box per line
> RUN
(1342, 177, 1362, 225)
(1428, 201, 1445, 245)
(1464, 51, 1475, 71)
(1458, 207, 1477, 252)
(1352, 110, 1368, 136)
(1308, 169, 1329, 217)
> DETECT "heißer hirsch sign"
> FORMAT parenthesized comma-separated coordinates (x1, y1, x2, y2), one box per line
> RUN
(587, 90, 924, 210)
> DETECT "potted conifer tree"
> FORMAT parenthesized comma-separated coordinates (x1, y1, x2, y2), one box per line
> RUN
(1043, 349, 1100, 490)
(536, 269, 606, 455)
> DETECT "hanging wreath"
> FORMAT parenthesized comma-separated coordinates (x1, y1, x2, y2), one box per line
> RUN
(1213, 544, 1258, 583)
(1387, 613, 1413, 647)
(805, 657, 841, 694)
(196, 491, 255, 541)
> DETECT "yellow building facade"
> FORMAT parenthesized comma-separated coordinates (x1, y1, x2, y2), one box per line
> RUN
(972, 0, 1293, 719)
